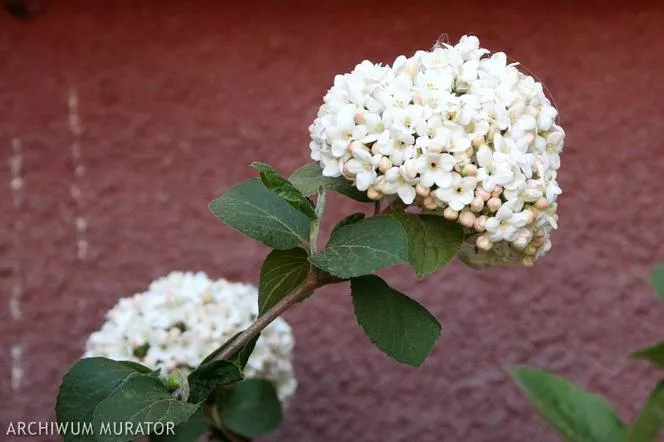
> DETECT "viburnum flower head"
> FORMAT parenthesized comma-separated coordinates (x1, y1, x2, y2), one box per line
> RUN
(84, 272, 297, 403)
(309, 35, 564, 267)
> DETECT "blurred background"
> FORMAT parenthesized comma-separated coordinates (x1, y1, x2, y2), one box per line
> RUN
(2, 0, 664, 440)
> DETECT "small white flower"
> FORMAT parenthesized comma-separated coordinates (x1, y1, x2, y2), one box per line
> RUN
(476, 145, 514, 191)
(435, 173, 477, 211)
(416, 152, 455, 188)
(381, 164, 419, 204)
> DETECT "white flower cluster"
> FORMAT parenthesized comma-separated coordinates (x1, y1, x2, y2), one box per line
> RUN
(84, 272, 297, 403)
(309, 35, 564, 266)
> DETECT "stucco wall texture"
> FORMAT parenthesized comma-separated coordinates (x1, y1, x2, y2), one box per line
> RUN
(2, 1, 664, 440)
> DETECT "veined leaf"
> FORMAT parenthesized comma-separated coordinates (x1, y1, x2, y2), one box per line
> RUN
(508, 366, 628, 442)
(393, 211, 463, 279)
(56, 358, 151, 442)
(219, 379, 283, 438)
(351, 275, 441, 366)
(209, 179, 310, 250)
(92, 374, 200, 442)
(259, 247, 310, 314)
(309, 216, 407, 278)
(251, 162, 317, 219)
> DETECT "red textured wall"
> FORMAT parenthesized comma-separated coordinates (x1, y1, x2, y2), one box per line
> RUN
(2, 1, 664, 441)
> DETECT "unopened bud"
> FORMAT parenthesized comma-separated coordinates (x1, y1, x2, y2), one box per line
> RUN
(473, 215, 487, 232)
(416, 183, 430, 197)
(404, 62, 418, 78)
(367, 188, 382, 201)
(443, 207, 458, 220)
(531, 236, 545, 247)
(521, 256, 535, 267)
(423, 195, 438, 209)
(476, 235, 492, 250)
(525, 106, 539, 117)
(477, 189, 491, 201)
(487, 124, 497, 142)
(202, 290, 213, 303)
(524, 209, 535, 224)
(525, 132, 535, 144)
(349, 140, 364, 153)
(354, 110, 367, 124)
(472, 135, 485, 148)
(534, 198, 549, 209)
(528, 206, 542, 217)
(459, 211, 475, 228)
(463, 164, 478, 176)
(342, 164, 354, 180)
(470, 197, 484, 213)
(512, 236, 529, 250)
(371, 144, 381, 155)
(378, 157, 392, 173)
(524, 245, 537, 256)
(487, 197, 502, 212)
(427, 142, 443, 153)
(491, 186, 503, 198)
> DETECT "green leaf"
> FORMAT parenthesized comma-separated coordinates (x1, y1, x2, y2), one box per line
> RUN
(209, 179, 310, 250)
(650, 264, 664, 301)
(288, 162, 372, 202)
(199, 333, 259, 370)
(309, 216, 407, 278)
(187, 360, 244, 404)
(393, 211, 464, 279)
(149, 408, 208, 442)
(631, 341, 664, 369)
(219, 379, 283, 438)
(56, 357, 152, 442)
(350, 275, 441, 367)
(507, 366, 628, 442)
(251, 162, 317, 219)
(629, 381, 664, 442)
(330, 212, 366, 236)
(92, 374, 200, 442)
(259, 247, 310, 315)
(233, 335, 260, 371)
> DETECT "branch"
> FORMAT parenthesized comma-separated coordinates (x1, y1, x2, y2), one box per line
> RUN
(217, 271, 320, 361)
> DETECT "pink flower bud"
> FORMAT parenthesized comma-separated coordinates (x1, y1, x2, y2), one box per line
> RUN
(416, 183, 430, 197)
(477, 189, 491, 201)
(476, 235, 492, 250)
(367, 188, 382, 201)
(473, 215, 487, 232)
(463, 164, 478, 176)
(534, 198, 549, 209)
(470, 196, 484, 213)
(472, 135, 485, 148)
(443, 207, 458, 220)
(459, 210, 476, 227)
(487, 197, 502, 212)
(378, 157, 392, 173)
(423, 195, 438, 209)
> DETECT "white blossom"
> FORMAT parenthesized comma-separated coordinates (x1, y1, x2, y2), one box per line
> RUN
(84, 272, 297, 403)
(309, 35, 565, 266)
